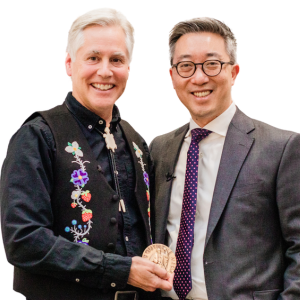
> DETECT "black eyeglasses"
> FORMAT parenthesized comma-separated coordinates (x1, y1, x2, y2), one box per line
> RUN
(172, 60, 234, 78)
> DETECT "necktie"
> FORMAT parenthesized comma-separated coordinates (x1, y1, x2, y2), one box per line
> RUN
(174, 128, 212, 300)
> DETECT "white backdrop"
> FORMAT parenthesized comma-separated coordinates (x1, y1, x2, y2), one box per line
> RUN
(1, 0, 300, 298)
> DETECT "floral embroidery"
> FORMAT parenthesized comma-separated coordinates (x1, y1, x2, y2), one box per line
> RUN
(65, 141, 83, 157)
(70, 169, 89, 186)
(64, 142, 92, 245)
(132, 142, 152, 243)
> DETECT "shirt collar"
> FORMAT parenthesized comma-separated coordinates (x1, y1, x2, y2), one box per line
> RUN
(65, 92, 121, 132)
(186, 102, 236, 138)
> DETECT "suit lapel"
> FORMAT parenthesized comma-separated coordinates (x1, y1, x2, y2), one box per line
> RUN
(163, 124, 189, 174)
(155, 124, 189, 243)
(205, 109, 255, 247)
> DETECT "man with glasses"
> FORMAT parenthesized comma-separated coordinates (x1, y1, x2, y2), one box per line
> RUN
(150, 17, 300, 299)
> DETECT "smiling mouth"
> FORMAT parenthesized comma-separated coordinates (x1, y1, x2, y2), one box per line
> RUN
(193, 91, 212, 97)
(91, 83, 114, 91)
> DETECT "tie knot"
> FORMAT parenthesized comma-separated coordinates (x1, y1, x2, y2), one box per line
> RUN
(191, 128, 212, 143)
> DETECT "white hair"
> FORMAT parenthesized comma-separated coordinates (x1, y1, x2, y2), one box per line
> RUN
(67, 8, 134, 62)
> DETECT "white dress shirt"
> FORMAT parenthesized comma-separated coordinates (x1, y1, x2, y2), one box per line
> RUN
(161, 103, 236, 300)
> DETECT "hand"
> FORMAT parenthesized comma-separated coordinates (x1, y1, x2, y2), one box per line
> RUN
(127, 256, 173, 292)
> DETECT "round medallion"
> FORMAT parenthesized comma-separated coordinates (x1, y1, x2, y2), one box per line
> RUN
(142, 243, 176, 273)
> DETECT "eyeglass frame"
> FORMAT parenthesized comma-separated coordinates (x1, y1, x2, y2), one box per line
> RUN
(171, 60, 234, 78)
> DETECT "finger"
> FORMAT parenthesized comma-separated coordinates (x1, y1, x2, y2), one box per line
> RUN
(166, 272, 174, 285)
(157, 277, 173, 291)
(151, 264, 169, 280)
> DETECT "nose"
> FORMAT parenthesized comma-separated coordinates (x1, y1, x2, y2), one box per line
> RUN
(190, 65, 209, 85)
(97, 61, 113, 78)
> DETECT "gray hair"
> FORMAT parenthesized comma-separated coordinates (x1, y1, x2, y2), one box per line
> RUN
(169, 17, 237, 65)
(67, 8, 134, 62)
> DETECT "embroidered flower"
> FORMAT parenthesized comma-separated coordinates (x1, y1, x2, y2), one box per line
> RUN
(71, 190, 81, 199)
(71, 169, 89, 186)
(78, 238, 89, 245)
(133, 142, 143, 158)
(135, 149, 143, 158)
(143, 172, 149, 186)
(146, 190, 150, 201)
(65, 142, 83, 157)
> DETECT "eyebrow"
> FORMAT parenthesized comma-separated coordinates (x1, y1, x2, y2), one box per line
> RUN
(112, 52, 126, 58)
(178, 54, 193, 60)
(206, 52, 222, 59)
(177, 52, 222, 61)
(86, 50, 126, 58)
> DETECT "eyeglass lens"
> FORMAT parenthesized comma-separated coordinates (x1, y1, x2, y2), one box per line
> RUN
(177, 61, 222, 77)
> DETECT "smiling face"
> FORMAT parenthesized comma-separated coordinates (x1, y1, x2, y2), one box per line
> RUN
(170, 32, 239, 127)
(65, 25, 130, 118)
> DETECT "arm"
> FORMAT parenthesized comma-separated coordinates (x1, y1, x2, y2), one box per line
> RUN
(0, 117, 131, 290)
(276, 133, 300, 298)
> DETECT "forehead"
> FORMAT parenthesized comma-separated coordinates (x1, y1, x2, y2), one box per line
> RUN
(173, 32, 228, 62)
(79, 25, 128, 57)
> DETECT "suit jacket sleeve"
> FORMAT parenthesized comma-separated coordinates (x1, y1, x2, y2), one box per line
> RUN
(0, 117, 131, 290)
(276, 132, 300, 298)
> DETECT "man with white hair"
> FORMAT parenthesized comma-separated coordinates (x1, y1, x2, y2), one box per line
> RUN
(0, 8, 172, 300)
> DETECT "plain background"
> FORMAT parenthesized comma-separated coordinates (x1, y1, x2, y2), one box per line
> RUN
(1, 0, 300, 298)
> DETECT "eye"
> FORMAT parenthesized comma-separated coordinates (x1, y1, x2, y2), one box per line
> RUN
(110, 57, 125, 67)
(205, 61, 219, 66)
(88, 56, 99, 62)
(178, 62, 194, 71)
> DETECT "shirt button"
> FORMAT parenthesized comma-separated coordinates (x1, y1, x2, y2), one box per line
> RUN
(114, 170, 118, 175)
(110, 217, 117, 224)
(75, 278, 80, 282)
(111, 283, 116, 288)
(125, 236, 129, 241)
(200, 152, 203, 158)
(99, 120, 104, 125)
(88, 125, 92, 129)
(112, 195, 119, 201)
(108, 243, 115, 250)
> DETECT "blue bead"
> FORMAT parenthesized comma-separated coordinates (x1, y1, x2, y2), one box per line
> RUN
(72, 220, 77, 225)
(65, 227, 70, 232)
(84, 225, 87, 228)
(78, 225, 82, 229)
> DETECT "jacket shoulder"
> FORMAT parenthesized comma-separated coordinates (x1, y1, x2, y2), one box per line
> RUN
(233, 108, 298, 143)
(250, 118, 299, 144)
(150, 123, 189, 150)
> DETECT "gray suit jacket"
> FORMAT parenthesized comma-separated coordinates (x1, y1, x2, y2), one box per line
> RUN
(150, 108, 300, 300)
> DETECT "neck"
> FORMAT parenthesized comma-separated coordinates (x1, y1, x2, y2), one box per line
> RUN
(192, 101, 232, 128)
(71, 92, 114, 128)
(98, 111, 112, 128)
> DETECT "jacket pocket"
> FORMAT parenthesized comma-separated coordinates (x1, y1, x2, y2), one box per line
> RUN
(230, 181, 264, 198)
(253, 289, 281, 300)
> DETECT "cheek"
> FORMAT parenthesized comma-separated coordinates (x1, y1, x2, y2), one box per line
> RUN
(115, 69, 129, 85)
(173, 77, 187, 93)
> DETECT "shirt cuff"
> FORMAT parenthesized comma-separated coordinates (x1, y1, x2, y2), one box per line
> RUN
(100, 254, 132, 289)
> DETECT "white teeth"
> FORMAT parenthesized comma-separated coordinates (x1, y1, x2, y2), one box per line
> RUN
(194, 91, 211, 97)
(92, 83, 113, 90)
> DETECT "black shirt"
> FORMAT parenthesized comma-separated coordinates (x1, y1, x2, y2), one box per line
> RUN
(0, 92, 149, 289)
(65, 93, 147, 257)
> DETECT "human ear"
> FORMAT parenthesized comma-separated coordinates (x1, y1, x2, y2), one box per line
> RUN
(169, 68, 175, 89)
(65, 53, 72, 77)
(231, 64, 240, 86)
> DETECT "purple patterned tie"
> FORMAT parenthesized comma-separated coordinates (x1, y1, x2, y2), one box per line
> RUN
(174, 128, 212, 300)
